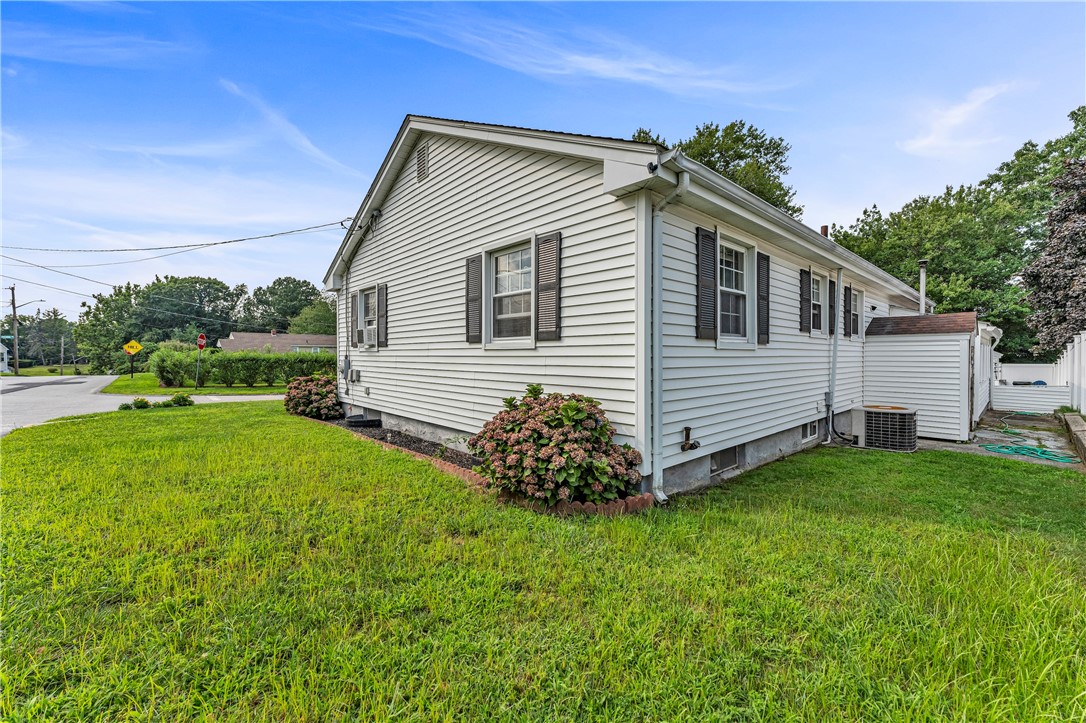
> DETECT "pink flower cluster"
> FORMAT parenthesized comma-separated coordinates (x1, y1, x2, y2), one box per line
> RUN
(284, 374, 344, 420)
(468, 385, 643, 507)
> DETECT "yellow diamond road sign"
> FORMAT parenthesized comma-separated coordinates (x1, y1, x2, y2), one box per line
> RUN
(123, 340, 143, 355)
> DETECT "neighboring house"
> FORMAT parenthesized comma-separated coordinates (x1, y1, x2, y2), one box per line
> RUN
(324, 116, 985, 497)
(0, 343, 9, 373)
(217, 331, 336, 354)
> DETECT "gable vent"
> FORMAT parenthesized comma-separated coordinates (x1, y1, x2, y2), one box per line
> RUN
(415, 142, 429, 183)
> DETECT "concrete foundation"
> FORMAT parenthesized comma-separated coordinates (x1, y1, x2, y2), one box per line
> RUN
(341, 403, 473, 453)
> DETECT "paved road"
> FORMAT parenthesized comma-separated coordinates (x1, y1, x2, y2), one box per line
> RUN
(0, 375, 283, 437)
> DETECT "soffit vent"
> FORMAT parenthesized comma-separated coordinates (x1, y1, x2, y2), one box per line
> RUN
(415, 142, 429, 183)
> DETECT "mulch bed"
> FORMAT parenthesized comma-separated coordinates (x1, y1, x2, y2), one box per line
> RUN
(318, 417, 655, 516)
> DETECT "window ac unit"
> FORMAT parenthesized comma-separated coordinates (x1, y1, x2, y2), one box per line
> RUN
(852, 405, 917, 452)
(362, 328, 377, 348)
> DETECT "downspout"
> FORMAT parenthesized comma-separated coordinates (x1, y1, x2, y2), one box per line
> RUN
(826, 267, 852, 443)
(650, 169, 690, 503)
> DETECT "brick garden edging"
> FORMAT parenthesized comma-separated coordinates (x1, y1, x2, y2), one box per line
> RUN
(309, 417, 655, 515)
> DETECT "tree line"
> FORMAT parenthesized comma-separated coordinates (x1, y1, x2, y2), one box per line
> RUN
(639, 107, 1086, 361)
(73, 275, 335, 373)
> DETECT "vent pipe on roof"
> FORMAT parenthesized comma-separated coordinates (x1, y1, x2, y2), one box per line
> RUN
(918, 259, 928, 315)
(820, 225, 829, 237)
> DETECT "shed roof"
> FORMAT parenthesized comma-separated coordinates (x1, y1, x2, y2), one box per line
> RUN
(866, 311, 977, 336)
(217, 332, 336, 353)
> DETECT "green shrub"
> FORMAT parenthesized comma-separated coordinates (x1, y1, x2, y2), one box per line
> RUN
(158, 339, 197, 352)
(132, 397, 151, 410)
(281, 352, 336, 382)
(117, 402, 134, 411)
(187, 351, 213, 387)
(284, 374, 343, 419)
(235, 352, 263, 387)
(148, 349, 188, 387)
(468, 384, 642, 506)
(259, 356, 280, 386)
(74, 367, 82, 375)
(170, 393, 194, 407)
(47, 367, 58, 373)
(213, 353, 240, 387)
(153, 400, 175, 408)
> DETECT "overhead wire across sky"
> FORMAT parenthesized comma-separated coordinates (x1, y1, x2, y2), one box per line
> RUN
(1, 217, 349, 328)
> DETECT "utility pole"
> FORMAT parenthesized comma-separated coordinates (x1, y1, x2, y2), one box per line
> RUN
(8, 286, 19, 376)
(60, 334, 65, 376)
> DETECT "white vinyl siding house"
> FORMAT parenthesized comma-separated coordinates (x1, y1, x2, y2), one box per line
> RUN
(331, 123, 645, 443)
(326, 116, 941, 497)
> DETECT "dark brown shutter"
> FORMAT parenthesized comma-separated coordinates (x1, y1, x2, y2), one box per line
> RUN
(799, 269, 811, 333)
(465, 254, 483, 343)
(843, 285, 852, 338)
(535, 231, 561, 341)
(757, 252, 770, 345)
(829, 280, 837, 335)
(350, 292, 359, 348)
(377, 284, 388, 348)
(695, 227, 717, 340)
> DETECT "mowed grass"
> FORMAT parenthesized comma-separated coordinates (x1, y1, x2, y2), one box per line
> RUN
(3, 402, 1085, 721)
(101, 372, 287, 395)
(1, 364, 90, 377)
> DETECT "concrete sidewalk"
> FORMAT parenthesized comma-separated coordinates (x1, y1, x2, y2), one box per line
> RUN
(0, 375, 282, 437)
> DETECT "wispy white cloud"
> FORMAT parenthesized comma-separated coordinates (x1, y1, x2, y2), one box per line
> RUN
(219, 79, 364, 178)
(360, 9, 788, 97)
(99, 136, 263, 159)
(1, 21, 190, 67)
(2, 128, 29, 153)
(899, 83, 1014, 158)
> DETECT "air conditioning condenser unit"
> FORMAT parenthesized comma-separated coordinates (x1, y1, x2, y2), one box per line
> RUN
(852, 405, 917, 452)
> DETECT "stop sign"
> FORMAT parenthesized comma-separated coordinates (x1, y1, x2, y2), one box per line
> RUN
(197, 333, 206, 350)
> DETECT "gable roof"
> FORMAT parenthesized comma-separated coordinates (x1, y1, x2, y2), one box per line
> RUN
(866, 311, 978, 336)
(217, 332, 336, 353)
(324, 115, 927, 310)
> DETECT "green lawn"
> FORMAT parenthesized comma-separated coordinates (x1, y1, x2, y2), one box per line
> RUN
(1, 364, 90, 377)
(101, 371, 287, 395)
(4, 402, 1085, 721)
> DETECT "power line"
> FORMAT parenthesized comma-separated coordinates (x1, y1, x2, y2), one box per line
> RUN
(1, 219, 350, 253)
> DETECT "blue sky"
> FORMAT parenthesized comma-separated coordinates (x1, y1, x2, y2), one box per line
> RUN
(3, 1, 1083, 321)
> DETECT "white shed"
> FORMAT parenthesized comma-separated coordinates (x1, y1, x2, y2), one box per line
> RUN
(862, 312, 1001, 442)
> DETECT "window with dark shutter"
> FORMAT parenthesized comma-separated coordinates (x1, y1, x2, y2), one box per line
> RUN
(695, 227, 717, 339)
(465, 254, 483, 343)
(757, 252, 770, 345)
(350, 292, 359, 348)
(829, 279, 836, 335)
(377, 284, 388, 348)
(843, 285, 853, 338)
(535, 231, 561, 341)
(799, 268, 811, 333)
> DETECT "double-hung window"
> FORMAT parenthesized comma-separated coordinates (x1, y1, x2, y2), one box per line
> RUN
(811, 275, 824, 333)
(362, 288, 377, 347)
(719, 243, 747, 338)
(850, 289, 862, 338)
(492, 245, 532, 339)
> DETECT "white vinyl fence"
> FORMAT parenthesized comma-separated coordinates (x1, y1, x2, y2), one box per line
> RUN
(1055, 331, 1086, 412)
(991, 331, 1085, 413)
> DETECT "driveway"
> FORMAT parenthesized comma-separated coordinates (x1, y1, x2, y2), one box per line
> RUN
(1, 375, 283, 437)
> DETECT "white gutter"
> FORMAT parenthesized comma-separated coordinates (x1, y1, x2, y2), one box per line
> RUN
(649, 169, 689, 503)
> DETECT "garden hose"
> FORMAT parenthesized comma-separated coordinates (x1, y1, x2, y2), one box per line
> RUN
(978, 411, 1081, 464)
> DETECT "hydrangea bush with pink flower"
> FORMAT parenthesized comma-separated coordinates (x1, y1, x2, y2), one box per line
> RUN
(284, 374, 344, 420)
(468, 384, 642, 506)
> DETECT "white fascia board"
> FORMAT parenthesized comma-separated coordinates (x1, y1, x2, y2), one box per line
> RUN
(658, 152, 926, 308)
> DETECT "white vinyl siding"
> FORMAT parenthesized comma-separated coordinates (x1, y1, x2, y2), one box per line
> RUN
(990, 384, 1071, 414)
(659, 205, 888, 469)
(339, 133, 640, 440)
(863, 334, 971, 441)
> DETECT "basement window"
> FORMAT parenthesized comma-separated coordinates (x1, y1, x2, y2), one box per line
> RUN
(802, 421, 819, 441)
(710, 446, 740, 476)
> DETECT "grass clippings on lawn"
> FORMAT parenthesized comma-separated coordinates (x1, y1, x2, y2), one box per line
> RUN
(3, 401, 1085, 721)
(101, 371, 287, 395)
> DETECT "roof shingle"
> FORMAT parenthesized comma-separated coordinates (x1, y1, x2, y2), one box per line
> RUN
(866, 311, 977, 336)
